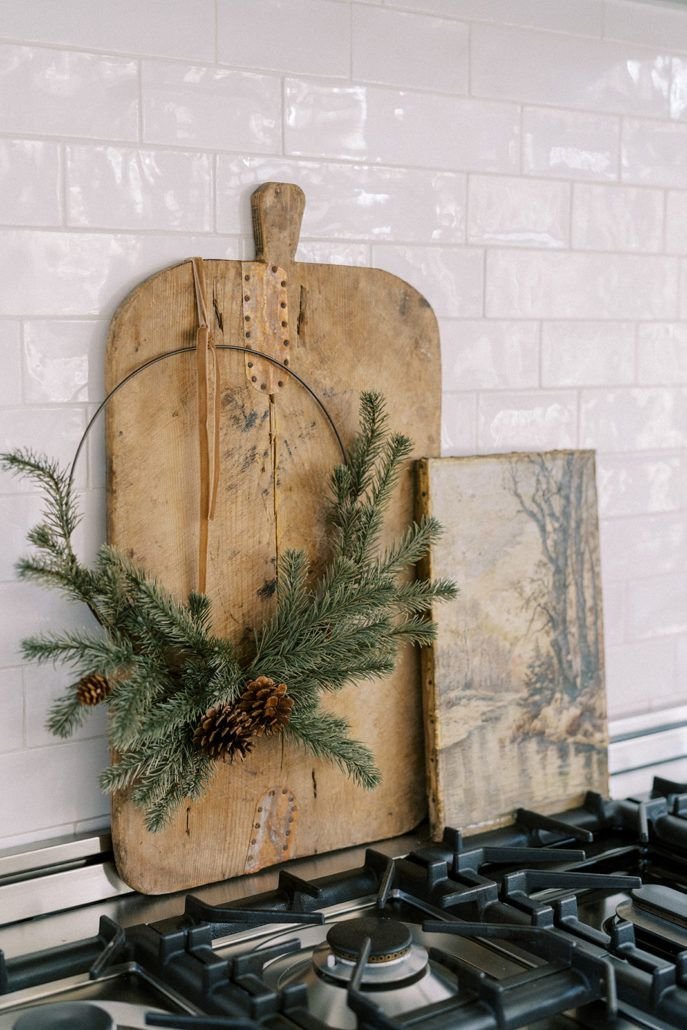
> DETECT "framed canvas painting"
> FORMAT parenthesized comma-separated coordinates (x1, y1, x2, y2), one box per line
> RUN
(418, 451, 609, 836)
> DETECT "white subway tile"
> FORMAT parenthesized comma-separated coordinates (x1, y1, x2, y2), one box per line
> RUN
(626, 572, 687, 638)
(601, 513, 687, 581)
(441, 392, 478, 454)
(665, 192, 687, 254)
(0, 322, 22, 406)
(471, 24, 670, 118)
(0, 737, 109, 836)
(216, 156, 466, 243)
(0, 0, 214, 61)
(285, 79, 520, 172)
(372, 244, 483, 317)
(523, 106, 620, 181)
(66, 146, 212, 232)
(605, 638, 677, 719)
(597, 452, 687, 517)
(384, 0, 603, 36)
(486, 250, 678, 319)
(468, 175, 569, 248)
(0, 140, 61, 226)
(675, 636, 687, 686)
(23, 321, 106, 404)
(0, 823, 81, 851)
(603, 579, 625, 645)
(541, 321, 634, 387)
(477, 390, 577, 452)
(622, 118, 687, 189)
(0, 492, 44, 581)
(572, 183, 663, 253)
(671, 58, 687, 120)
(0, 45, 138, 141)
(218, 0, 350, 77)
(0, 580, 95, 666)
(142, 62, 281, 152)
(352, 6, 468, 94)
(0, 667, 23, 752)
(295, 241, 370, 265)
(581, 388, 687, 451)
(441, 320, 539, 390)
(0, 231, 240, 317)
(0, 407, 86, 494)
(638, 323, 687, 384)
(604, 0, 687, 55)
(24, 664, 107, 748)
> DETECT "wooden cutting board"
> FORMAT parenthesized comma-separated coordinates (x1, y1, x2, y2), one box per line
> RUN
(418, 452, 609, 838)
(106, 182, 441, 893)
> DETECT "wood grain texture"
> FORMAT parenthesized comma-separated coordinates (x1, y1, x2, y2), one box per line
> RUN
(106, 182, 441, 893)
(418, 452, 609, 839)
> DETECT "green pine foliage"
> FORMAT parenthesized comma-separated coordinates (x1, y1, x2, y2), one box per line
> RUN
(1, 392, 456, 832)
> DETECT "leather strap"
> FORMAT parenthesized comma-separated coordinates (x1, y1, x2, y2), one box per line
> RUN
(191, 257, 221, 594)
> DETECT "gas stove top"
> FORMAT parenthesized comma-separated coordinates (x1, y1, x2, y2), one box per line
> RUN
(5, 778, 687, 1028)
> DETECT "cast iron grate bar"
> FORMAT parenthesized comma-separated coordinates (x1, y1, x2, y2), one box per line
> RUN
(454, 846, 587, 875)
(184, 895, 325, 927)
(346, 936, 403, 1029)
(88, 915, 127, 978)
(515, 808, 593, 843)
(145, 1015, 260, 1028)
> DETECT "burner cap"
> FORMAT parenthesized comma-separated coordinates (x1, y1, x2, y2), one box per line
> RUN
(327, 917, 412, 963)
(14, 1002, 113, 1030)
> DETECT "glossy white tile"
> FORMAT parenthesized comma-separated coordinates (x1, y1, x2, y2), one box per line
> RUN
(66, 145, 212, 231)
(384, 0, 604, 36)
(0, 0, 214, 61)
(0, 737, 109, 836)
(626, 572, 687, 638)
(541, 321, 635, 386)
(572, 183, 663, 252)
(523, 106, 620, 181)
(0, 231, 240, 318)
(604, 0, 687, 55)
(596, 452, 687, 517)
(142, 61, 281, 152)
(441, 392, 478, 454)
(486, 250, 678, 319)
(285, 79, 520, 172)
(372, 244, 483, 317)
(601, 512, 687, 580)
(0, 492, 44, 581)
(0, 668, 23, 753)
(216, 156, 467, 242)
(441, 320, 539, 390)
(581, 388, 687, 451)
(603, 579, 625, 646)
(294, 241, 371, 265)
(352, 6, 468, 94)
(622, 118, 687, 188)
(478, 390, 577, 452)
(0, 321, 23, 406)
(665, 191, 687, 253)
(638, 323, 687, 383)
(22, 321, 105, 404)
(0, 579, 94, 666)
(0, 45, 138, 140)
(605, 638, 677, 718)
(218, 0, 350, 77)
(0, 140, 61, 226)
(0, 407, 85, 491)
(468, 175, 569, 248)
(471, 24, 670, 117)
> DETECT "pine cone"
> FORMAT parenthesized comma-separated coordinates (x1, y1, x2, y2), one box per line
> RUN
(238, 676, 293, 736)
(192, 703, 255, 762)
(76, 673, 111, 706)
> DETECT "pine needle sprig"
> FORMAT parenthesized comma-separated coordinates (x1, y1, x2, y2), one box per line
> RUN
(286, 709, 381, 790)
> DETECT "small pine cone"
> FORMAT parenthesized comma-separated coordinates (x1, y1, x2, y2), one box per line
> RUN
(76, 673, 111, 706)
(192, 703, 255, 762)
(238, 676, 294, 736)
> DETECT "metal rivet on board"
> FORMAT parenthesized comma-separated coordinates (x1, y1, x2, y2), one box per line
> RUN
(247, 361, 253, 368)
(271, 265, 278, 273)
(251, 376, 257, 383)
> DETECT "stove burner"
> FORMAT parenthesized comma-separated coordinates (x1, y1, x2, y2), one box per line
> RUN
(327, 917, 412, 964)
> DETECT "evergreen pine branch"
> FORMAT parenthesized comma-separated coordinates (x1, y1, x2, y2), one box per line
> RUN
(389, 578, 458, 614)
(188, 591, 212, 632)
(46, 688, 91, 738)
(21, 630, 133, 671)
(286, 710, 380, 789)
(1, 449, 80, 547)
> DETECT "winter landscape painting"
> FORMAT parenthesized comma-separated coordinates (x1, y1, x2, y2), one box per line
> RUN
(418, 451, 609, 835)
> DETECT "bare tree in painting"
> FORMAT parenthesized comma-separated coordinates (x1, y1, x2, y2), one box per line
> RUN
(507, 453, 603, 732)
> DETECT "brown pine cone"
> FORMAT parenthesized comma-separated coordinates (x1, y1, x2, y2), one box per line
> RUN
(76, 673, 111, 706)
(192, 703, 255, 762)
(238, 676, 294, 736)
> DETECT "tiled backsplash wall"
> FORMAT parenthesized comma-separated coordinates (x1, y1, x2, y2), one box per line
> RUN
(1, 0, 686, 848)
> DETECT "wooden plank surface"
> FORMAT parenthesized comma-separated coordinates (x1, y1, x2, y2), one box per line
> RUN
(418, 452, 609, 838)
(106, 183, 441, 893)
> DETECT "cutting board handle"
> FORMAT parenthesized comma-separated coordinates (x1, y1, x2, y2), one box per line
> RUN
(251, 182, 305, 268)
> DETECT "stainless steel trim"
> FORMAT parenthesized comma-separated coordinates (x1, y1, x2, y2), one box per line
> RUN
(2, 859, 132, 926)
(0, 833, 112, 881)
